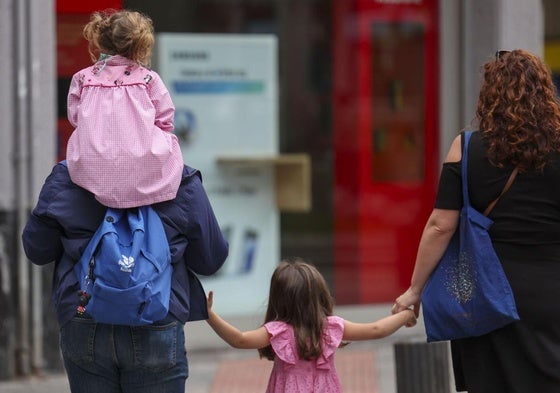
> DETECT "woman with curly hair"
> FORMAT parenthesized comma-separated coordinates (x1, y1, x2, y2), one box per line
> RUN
(392, 49, 560, 392)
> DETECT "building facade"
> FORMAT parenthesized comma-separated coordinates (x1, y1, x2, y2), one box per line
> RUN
(0, 0, 546, 379)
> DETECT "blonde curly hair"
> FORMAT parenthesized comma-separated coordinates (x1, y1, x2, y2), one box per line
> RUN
(83, 9, 154, 66)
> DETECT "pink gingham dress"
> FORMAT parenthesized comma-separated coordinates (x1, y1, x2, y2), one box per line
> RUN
(263, 316, 344, 393)
(66, 55, 183, 208)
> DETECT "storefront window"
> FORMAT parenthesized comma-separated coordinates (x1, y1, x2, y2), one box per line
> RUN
(126, 0, 336, 285)
(371, 22, 425, 182)
(123, 0, 438, 305)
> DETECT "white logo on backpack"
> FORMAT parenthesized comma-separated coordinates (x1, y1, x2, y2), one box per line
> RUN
(118, 255, 135, 272)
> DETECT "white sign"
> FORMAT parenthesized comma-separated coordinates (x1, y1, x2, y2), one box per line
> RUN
(156, 34, 279, 316)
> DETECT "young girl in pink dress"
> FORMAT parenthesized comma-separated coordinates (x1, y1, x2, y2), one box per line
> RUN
(66, 10, 183, 208)
(206, 259, 416, 393)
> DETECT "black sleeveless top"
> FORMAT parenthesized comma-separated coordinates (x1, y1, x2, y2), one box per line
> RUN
(433, 131, 560, 392)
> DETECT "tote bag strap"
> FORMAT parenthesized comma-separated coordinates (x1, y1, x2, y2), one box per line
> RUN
(461, 131, 472, 207)
(462, 131, 519, 217)
(483, 166, 519, 216)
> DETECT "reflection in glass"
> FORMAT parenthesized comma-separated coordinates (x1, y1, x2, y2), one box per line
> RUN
(371, 22, 425, 182)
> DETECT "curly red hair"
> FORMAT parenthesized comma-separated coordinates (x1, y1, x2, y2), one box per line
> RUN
(476, 49, 560, 171)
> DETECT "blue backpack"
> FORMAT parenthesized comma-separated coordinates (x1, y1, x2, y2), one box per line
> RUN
(74, 201, 172, 326)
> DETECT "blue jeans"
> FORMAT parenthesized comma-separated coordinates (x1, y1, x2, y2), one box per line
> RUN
(60, 314, 189, 393)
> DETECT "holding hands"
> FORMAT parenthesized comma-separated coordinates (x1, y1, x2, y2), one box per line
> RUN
(401, 308, 417, 327)
(392, 287, 421, 327)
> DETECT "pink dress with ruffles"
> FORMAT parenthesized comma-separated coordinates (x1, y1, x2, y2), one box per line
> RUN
(66, 55, 183, 208)
(264, 316, 344, 393)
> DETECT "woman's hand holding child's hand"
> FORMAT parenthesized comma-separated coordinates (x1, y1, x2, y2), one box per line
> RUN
(403, 309, 417, 327)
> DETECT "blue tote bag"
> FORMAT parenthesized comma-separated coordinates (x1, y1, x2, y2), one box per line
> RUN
(421, 131, 520, 342)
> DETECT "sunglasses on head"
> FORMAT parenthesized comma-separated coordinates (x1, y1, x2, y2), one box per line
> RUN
(495, 50, 510, 60)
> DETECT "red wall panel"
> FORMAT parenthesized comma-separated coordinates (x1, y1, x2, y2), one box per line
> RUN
(333, 0, 439, 303)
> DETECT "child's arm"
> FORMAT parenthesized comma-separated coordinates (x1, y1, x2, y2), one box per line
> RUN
(67, 72, 82, 128)
(149, 72, 175, 132)
(206, 291, 270, 349)
(342, 309, 416, 341)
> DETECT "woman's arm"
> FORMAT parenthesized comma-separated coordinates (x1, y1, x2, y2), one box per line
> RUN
(342, 309, 416, 341)
(206, 291, 270, 349)
(394, 208, 460, 315)
(393, 135, 462, 316)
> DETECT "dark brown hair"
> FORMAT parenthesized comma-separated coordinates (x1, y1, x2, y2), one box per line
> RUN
(476, 49, 560, 171)
(83, 9, 154, 66)
(258, 259, 334, 361)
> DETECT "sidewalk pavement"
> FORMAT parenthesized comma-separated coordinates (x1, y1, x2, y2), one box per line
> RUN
(0, 304, 453, 393)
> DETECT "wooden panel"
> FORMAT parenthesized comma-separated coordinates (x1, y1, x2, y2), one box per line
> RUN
(216, 154, 311, 212)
